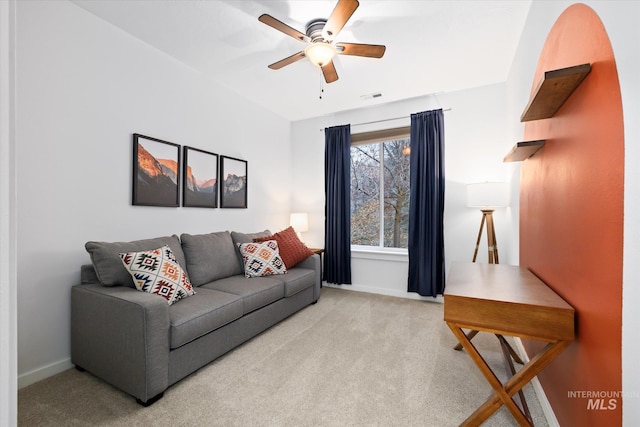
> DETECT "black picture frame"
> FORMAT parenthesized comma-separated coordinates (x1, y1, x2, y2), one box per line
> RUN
(132, 133, 180, 207)
(182, 146, 218, 208)
(220, 156, 248, 208)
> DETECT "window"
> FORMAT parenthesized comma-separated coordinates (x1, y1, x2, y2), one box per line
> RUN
(350, 127, 410, 249)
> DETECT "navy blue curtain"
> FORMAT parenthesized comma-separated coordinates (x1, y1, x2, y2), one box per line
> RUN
(408, 109, 445, 297)
(324, 124, 352, 284)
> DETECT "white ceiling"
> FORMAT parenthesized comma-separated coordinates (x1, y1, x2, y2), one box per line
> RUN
(71, 0, 532, 122)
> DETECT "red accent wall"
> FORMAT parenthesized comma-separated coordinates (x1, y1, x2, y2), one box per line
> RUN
(520, 4, 623, 426)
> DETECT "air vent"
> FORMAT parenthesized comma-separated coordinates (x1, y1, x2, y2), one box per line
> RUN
(360, 92, 383, 101)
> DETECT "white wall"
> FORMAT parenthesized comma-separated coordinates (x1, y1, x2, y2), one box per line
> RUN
(505, 1, 640, 425)
(291, 83, 513, 299)
(0, 0, 17, 425)
(15, 0, 293, 386)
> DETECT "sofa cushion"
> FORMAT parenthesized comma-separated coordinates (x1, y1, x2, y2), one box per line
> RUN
(180, 231, 240, 286)
(254, 226, 314, 268)
(85, 235, 186, 288)
(202, 275, 284, 314)
(237, 241, 287, 278)
(168, 288, 243, 349)
(230, 229, 272, 272)
(230, 229, 272, 245)
(279, 267, 315, 297)
(119, 245, 196, 306)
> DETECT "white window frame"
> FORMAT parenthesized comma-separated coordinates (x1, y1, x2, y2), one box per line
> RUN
(350, 126, 410, 253)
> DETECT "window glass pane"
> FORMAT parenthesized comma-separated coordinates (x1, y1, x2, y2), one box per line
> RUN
(383, 139, 410, 248)
(350, 143, 380, 246)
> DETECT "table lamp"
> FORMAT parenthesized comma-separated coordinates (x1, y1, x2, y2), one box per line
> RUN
(466, 182, 509, 264)
(290, 212, 309, 241)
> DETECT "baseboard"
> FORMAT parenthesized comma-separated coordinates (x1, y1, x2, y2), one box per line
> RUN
(18, 358, 73, 389)
(512, 337, 560, 427)
(323, 282, 444, 303)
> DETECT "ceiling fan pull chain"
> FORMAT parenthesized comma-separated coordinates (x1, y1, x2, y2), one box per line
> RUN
(319, 69, 325, 100)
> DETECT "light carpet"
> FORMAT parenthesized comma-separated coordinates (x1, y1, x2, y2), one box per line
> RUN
(19, 287, 548, 426)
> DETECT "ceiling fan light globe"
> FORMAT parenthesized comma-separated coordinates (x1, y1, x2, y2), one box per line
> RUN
(304, 43, 336, 67)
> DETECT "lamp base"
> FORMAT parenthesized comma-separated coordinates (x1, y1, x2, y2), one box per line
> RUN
(473, 209, 499, 264)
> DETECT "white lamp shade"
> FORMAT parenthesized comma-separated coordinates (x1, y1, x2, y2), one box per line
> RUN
(466, 182, 510, 208)
(290, 213, 309, 233)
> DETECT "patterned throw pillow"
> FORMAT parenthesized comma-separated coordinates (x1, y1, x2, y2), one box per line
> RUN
(237, 240, 287, 278)
(254, 226, 314, 268)
(119, 245, 195, 305)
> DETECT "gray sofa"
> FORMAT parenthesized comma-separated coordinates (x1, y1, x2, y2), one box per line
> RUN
(71, 230, 321, 405)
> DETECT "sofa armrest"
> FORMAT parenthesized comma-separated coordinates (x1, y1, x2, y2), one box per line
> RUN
(296, 253, 321, 301)
(71, 283, 170, 403)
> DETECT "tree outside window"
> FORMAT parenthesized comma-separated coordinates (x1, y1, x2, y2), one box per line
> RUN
(350, 137, 410, 249)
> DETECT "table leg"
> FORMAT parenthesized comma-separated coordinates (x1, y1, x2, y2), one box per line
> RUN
(448, 323, 531, 426)
(448, 323, 570, 426)
(466, 339, 570, 426)
(497, 334, 525, 365)
(453, 331, 524, 365)
(496, 335, 531, 423)
(453, 329, 479, 351)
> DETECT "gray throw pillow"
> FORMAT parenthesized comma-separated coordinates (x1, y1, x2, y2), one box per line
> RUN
(181, 231, 242, 285)
(85, 235, 186, 288)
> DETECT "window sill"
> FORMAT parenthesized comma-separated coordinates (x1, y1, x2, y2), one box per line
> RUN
(351, 247, 408, 262)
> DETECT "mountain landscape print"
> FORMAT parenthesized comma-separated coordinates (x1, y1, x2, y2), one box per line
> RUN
(132, 134, 180, 207)
(220, 156, 247, 208)
(183, 147, 218, 208)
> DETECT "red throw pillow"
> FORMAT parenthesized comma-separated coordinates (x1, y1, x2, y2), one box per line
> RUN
(254, 226, 314, 268)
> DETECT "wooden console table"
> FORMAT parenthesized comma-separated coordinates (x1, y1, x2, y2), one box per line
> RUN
(444, 262, 575, 426)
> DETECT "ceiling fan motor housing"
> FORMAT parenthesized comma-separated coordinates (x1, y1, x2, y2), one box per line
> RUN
(306, 19, 329, 42)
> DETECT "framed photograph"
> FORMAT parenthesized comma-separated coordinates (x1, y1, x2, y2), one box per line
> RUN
(182, 146, 218, 208)
(220, 156, 248, 208)
(132, 133, 180, 207)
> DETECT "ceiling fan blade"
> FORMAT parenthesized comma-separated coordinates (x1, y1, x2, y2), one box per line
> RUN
(323, 0, 359, 41)
(268, 51, 306, 70)
(259, 14, 310, 43)
(336, 42, 386, 58)
(322, 61, 339, 84)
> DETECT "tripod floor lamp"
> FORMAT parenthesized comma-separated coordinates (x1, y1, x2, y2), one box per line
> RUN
(466, 182, 510, 264)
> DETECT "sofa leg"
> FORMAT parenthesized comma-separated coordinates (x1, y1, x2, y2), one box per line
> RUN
(136, 392, 164, 407)
(74, 365, 86, 373)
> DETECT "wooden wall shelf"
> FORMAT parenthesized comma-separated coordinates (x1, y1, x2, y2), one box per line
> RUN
(520, 63, 591, 122)
(503, 140, 545, 162)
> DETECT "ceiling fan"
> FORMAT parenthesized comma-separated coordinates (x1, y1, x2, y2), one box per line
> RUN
(258, 0, 386, 84)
